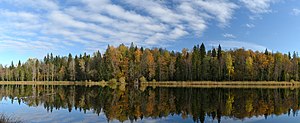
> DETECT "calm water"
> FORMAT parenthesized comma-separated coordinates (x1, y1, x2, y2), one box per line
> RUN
(0, 85, 300, 123)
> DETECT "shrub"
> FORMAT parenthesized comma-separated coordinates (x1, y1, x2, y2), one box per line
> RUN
(139, 76, 147, 82)
(119, 77, 126, 83)
(109, 78, 117, 83)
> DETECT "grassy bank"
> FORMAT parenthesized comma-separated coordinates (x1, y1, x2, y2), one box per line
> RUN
(0, 81, 108, 86)
(0, 81, 299, 89)
(141, 81, 300, 89)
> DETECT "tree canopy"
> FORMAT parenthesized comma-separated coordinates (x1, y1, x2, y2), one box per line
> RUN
(0, 43, 299, 82)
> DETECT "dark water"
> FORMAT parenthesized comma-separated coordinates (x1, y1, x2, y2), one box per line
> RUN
(0, 85, 300, 123)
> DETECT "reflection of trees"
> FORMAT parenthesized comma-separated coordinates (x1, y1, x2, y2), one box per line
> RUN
(0, 85, 300, 123)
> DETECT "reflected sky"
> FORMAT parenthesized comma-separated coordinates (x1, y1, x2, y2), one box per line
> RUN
(0, 98, 107, 123)
(1, 98, 298, 123)
(0, 98, 196, 123)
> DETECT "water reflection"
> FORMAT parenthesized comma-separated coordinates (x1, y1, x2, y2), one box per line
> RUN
(0, 85, 299, 123)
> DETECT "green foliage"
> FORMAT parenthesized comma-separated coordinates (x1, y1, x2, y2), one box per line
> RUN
(0, 43, 300, 82)
(139, 76, 147, 82)
(109, 78, 117, 83)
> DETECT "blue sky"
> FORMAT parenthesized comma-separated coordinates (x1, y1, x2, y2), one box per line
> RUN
(0, 0, 300, 65)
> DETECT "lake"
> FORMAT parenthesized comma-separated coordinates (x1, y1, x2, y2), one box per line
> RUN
(0, 84, 300, 123)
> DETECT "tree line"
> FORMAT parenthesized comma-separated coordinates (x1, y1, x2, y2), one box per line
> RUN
(0, 43, 299, 82)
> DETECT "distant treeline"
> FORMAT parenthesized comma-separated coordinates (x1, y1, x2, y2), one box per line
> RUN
(0, 43, 299, 82)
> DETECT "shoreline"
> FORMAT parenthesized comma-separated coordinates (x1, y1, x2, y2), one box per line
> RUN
(140, 81, 300, 89)
(0, 81, 299, 89)
(0, 81, 108, 86)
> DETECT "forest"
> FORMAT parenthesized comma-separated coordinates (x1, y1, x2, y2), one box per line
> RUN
(0, 43, 299, 82)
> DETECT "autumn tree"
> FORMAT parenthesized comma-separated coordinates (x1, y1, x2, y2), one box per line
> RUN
(0, 42, 299, 82)
(67, 53, 76, 81)
(224, 53, 234, 80)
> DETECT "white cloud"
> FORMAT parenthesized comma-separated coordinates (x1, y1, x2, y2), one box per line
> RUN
(0, 0, 59, 11)
(0, 0, 278, 55)
(240, 0, 275, 14)
(121, 0, 238, 44)
(223, 33, 236, 38)
(193, 0, 239, 26)
(209, 40, 267, 51)
(292, 8, 300, 16)
(246, 23, 255, 28)
(0, 10, 38, 21)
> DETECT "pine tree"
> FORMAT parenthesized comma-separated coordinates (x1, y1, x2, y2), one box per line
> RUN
(212, 48, 217, 57)
(199, 43, 206, 80)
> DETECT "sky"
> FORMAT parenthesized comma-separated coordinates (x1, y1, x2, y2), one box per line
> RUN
(0, 0, 300, 65)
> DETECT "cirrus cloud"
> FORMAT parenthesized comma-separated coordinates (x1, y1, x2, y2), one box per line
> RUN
(209, 40, 267, 51)
(292, 8, 300, 16)
(0, 0, 279, 55)
(223, 33, 236, 38)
